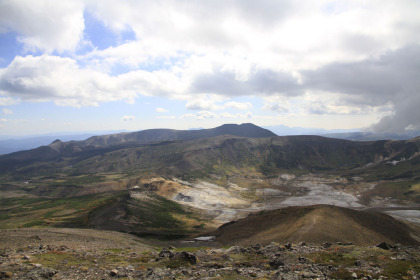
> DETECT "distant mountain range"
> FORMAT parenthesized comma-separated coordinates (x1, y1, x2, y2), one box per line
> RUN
(0, 124, 274, 155)
(1, 123, 420, 182)
(2, 124, 419, 155)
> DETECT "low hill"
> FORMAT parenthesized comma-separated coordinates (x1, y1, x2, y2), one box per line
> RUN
(211, 204, 420, 246)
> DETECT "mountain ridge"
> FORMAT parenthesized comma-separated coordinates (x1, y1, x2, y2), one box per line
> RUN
(1, 125, 420, 180)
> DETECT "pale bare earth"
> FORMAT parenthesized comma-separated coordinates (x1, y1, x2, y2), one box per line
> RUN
(162, 174, 418, 226)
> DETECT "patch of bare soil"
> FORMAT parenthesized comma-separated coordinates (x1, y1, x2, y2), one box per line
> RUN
(211, 204, 420, 246)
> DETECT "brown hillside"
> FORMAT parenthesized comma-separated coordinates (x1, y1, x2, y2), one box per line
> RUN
(212, 204, 420, 246)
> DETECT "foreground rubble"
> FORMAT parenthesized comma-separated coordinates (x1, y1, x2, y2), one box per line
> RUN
(1, 237, 419, 279)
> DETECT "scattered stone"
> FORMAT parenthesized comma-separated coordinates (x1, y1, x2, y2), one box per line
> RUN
(302, 271, 319, 278)
(110, 269, 118, 276)
(298, 256, 308, 263)
(158, 247, 174, 258)
(24, 267, 56, 279)
(355, 260, 362, 267)
(322, 242, 332, 249)
(351, 272, 358, 278)
(284, 242, 292, 250)
(269, 258, 285, 269)
(226, 245, 243, 254)
(171, 251, 198, 265)
(209, 248, 225, 254)
(22, 255, 31, 260)
(376, 242, 393, 250)
(0, 271, 13, 278)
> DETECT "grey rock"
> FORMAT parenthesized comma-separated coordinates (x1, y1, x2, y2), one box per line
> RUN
(110, 269, 118, 276)
(269, 258, 285, 269)
(170, 251, 198, 265)
(158, 247, 174, 258)
(322, 242, 332, 249)
(0, 271, 13, 279)
(226, 245, 243, 254)
(376, 242, 393, 250)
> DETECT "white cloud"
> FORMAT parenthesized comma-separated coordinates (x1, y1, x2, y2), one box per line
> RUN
(0, 96, 18, 106)
(2, 108, 13, 115)
(224, 101, 253, 110)
(121, 115, 135, 121)
(181, 111, 217, 120)
(2, 0, 420, 133)
(0, 55, 189, 107)
(156, 107, 168, 113)
(181, 111, 253, 120)
(157, 115, 176, 119)
(185, 95, 225, 111)
(0, 55, 133, 107)
(0, 0, 85, 53)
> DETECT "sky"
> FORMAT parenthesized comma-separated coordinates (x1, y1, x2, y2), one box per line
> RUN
(0, 0, 420, 136)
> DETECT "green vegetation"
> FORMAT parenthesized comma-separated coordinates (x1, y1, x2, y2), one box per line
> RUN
(124, 192, 200, 236)
(305, 245, 420, 279)
(0, 193, 122, 229)
(360, 179, 420, 204)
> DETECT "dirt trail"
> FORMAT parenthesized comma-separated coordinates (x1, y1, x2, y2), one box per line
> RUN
(296, 215, 319, 241)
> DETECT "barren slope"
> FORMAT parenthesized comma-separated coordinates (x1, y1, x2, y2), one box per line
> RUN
(212, 204, 420, 246)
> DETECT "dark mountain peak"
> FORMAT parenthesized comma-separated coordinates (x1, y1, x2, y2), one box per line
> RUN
(81, 123, 275, 148)
(51, 139, 62, 144)
(213, 123, 276, 138)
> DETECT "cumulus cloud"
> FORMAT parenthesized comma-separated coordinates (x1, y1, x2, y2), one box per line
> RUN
(156, 107, 168, 113)
(0, 96, 18, 106)
(157, 115, 176, 119)
(2, 0, 420, 133)
(185, 95, 225, 111)
(2, 108, 12, 115)
(182, 110, 252, 120)
(302, 44, 420, 132)
(0, 0, 85, 53)
(191, 69, 300, 97)
(121, 115, 135, 121)
(0, 55, 187, 107)
(224, 101, 253, 110)
(0, 55, 132, 106)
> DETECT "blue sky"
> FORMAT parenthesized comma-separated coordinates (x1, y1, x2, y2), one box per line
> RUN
(1, 0, 420, 136)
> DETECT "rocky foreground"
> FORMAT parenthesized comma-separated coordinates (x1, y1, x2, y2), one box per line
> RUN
(1, 229, 420, 280)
